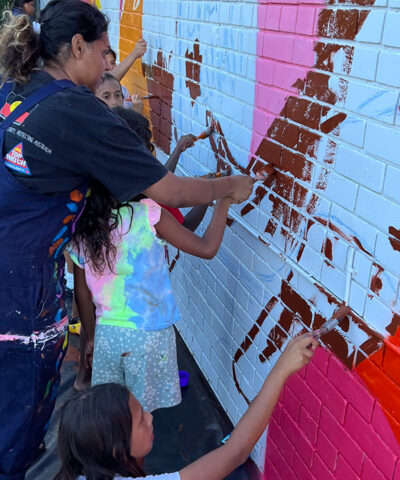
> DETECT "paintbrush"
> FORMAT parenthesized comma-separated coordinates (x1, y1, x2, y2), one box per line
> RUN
(195, 126, 213, 141)
(312, 305, 351, 339)
(124, 95, 159, 101)
(200, 165, 231, 179)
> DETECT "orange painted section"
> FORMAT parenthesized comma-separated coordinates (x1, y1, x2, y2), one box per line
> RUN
(119, 0, 150, 118)
(356, 328, 400, 445)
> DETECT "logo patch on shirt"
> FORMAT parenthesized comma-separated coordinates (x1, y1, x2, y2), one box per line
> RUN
(0, 101, 30, 125)
(4, 143, 31, 175)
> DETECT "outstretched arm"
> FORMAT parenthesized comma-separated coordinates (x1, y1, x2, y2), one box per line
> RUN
(143, 172, 254, 208)
(155, 198, 230, 259)
(179, 334, 319, 480)
(165, 134, 196, 173)
(112, 39, 147, 82)
(182, 204, 209, 232)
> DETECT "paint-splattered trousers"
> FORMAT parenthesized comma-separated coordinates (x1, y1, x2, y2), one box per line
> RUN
(0, 257, 68, 480)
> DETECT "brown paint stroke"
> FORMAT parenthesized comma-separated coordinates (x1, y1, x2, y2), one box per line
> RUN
(143, 50, 174, 154)
(324, 238, 333, 261)
(233, 270, 383, 405)
(185, 39, 202, 106)
(169, 250, 180, 273)
(233, 296, 279, 404)
(370, 263, 384, 296)
(231, 4, 395, 401)
(389, 226, 400, 252)
(236, 7, 373, 227)
(387, 313, 400, 336)
(320, 112, 347, 134)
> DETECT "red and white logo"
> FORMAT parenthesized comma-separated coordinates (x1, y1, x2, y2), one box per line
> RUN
(4, 143, 31, 175)
(0, 101, 30, 125)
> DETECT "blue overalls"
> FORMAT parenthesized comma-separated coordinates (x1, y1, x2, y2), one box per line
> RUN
(0, 80, 88, 479)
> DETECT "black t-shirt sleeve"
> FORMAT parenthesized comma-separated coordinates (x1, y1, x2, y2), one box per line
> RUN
(86, 123, 168, 202)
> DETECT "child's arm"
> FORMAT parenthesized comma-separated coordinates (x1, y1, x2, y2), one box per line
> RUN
(155, 198, 231, 259)
(111, 39, 147, 82)
(143, 172, 254, 208)
(179, 334, 319, 480)
(165, 134, 196, 173)
(182, 204, 208, 232)
(73, 264, 96, 366)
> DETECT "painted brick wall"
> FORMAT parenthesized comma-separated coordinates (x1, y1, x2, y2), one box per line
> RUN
(101, 0, 400, 477)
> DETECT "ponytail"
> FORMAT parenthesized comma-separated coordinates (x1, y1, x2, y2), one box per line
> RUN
(0, 12, 40, 86)
(0, 0, 108, 86)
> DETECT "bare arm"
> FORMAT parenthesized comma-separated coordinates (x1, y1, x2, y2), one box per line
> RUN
(73, 264, 96, 342)
(112, 39, 147, 82)
(182, 204, 208, 232)
(155, 199, 230, 259)
(143, 172, 253, 208)
(165, 135, 196, 173)
(179, 334, 319, 480)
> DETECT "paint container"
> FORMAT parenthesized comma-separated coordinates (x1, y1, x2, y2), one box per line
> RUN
(179, 370, 189, 388)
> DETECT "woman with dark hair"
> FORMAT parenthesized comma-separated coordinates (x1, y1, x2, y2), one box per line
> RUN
(0, 1, 253, 478)
(55, 334, 318, 480)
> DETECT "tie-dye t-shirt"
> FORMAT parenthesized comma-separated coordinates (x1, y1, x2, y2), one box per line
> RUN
(70, 198, 179, 331)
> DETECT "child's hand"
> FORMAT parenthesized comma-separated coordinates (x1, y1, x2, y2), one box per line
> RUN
(131, 94, 143, 113)
(132, 38, 147, 59)
(273, 333, 318, 380)
(177, 134, 196, 152)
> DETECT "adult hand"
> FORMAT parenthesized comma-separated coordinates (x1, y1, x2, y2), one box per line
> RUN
(132, 38, 147, 59)
(273, 333, 318, 380)
(84, 338, 94, 369)
(229, 175, 254, 204)
(177, 134, 196, 152)
(131, 94, 143, 113)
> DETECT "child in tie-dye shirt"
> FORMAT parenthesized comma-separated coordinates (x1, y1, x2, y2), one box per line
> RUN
(70, 179, 232, 412)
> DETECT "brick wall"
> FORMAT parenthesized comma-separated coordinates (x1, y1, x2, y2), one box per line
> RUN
(101, 0, 400, 477)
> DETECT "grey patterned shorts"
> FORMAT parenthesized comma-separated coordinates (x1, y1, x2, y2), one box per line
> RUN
(92, 324, 181, 412)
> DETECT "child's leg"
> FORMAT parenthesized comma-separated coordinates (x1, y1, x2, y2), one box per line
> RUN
(91, 325, 125, 387)
(74, 325, 92, 391)
(122, 326, 181, 412)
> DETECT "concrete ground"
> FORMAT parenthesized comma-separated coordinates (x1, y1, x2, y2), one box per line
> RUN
(27, 330, 260, 480)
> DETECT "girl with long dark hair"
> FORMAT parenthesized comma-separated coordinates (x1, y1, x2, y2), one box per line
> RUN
(0, 1, 253, 477)
(55, 334, 318, 480)
(70, 171, 235, 413)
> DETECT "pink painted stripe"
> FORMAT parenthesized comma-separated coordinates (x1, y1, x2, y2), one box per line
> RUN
(250, 1, 323, 153)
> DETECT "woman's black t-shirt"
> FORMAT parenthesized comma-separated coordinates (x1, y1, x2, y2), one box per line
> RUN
(0, 71, 167, 201)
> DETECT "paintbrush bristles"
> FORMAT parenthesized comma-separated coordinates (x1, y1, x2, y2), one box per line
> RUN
(197, 127, 213, 140)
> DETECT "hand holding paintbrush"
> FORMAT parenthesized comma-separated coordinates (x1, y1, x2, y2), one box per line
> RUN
(312, 305, 351, 339)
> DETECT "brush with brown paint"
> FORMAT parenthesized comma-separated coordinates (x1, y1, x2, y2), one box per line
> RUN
(124, 95, 159, 101)
(200, 165, 231, 179)
(195, 126, 213, 141)
(313, 305, 351, 339)
(253, 163, 276, 181)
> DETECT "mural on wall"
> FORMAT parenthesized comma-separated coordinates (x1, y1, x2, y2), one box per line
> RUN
(105, 0, 400, 477)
